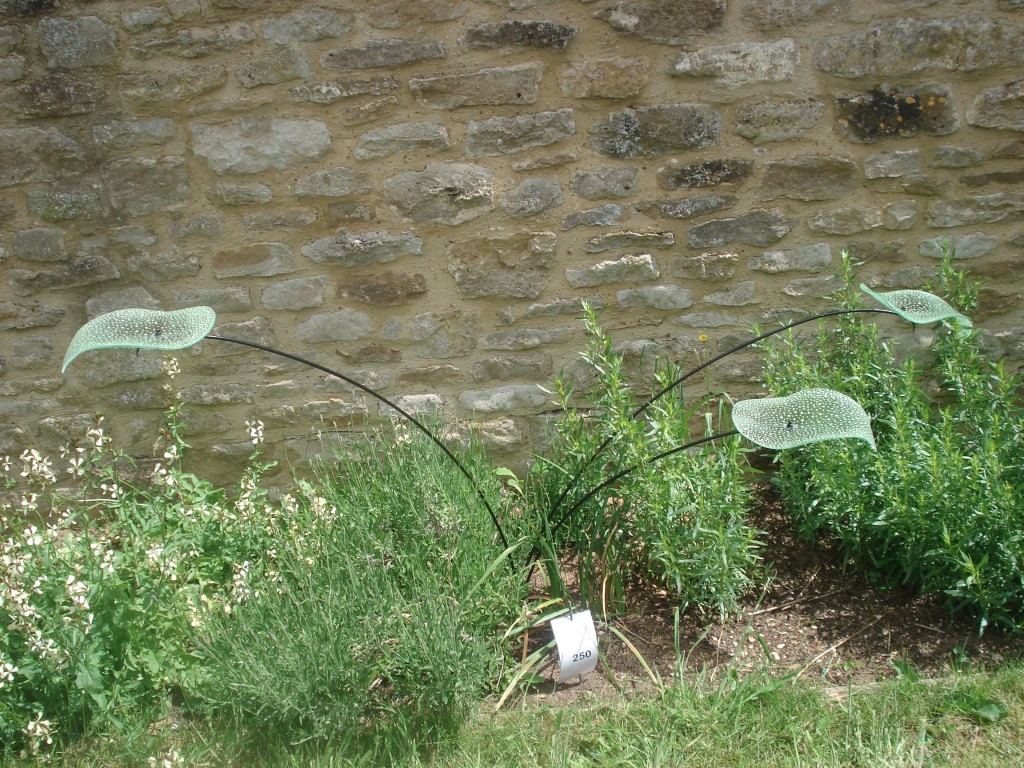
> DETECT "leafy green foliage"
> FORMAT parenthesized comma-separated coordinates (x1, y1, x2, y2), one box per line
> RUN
(191, 424, 523, 760)
(762, 252, 1024, 631)
(527, 305, 759, 616)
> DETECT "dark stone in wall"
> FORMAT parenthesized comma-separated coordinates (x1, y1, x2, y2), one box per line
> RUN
(835, 85, 958, 143)
(588, 104, 720, 158)
(320, 38, 445, 70)
(658, 159, 753, 189)
(594, 0, 726, 45)
(336, 271, 428, 307)
(636, 196, 736, 220)
(0, 0, 57, 16)
(6, 72, 105, 116)
(461, 20, 577, 50)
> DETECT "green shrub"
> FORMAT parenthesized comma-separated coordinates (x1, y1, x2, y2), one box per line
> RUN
(191, 424, 523, 760)
(761, 253, 1024, 631)
(527, 305, 759, 617)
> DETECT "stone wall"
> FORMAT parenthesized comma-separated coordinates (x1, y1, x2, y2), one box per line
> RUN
(1, 0, 1023, 481)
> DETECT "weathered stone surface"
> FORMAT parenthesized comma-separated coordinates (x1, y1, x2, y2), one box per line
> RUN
(920, 232, 999, 260)
(26, 189, 102, 222)
(967, 81, 1024, 132)
(472, 352, 552, 381)
(671, 251, 738, 282)
(172, 287, 252, 314)
(320, 38, 445, 70)
(960, 170, 1024, 188)
(688, 209, 793, 248)
(565, 253, 659, 288)
(570, 167, 637, 200)
(127, 248, 201, 281)
(836, 85, 958, 143)
(704, 280, 757, 306)
(85, 286, 160, 317)
(303, 230, 422, 266)
(324, 203, 375, 225)
(759, 155, 857, 201)
(236, 45, 309, 88)
(743, 0, 850, 31)
(659, 159, 752, 190)
(11, 227, 66, 262)
(190, 119, 330, 175)
(926, 193, 1024, 227)
(80, 225, 158, 253)
(673, 39, 798, 88)
(337, 271, 427, 306)
(132, 22, 256, 58)
(994, 139, 1024, 159)
(408, 310, 477, 358)
(260, 276, 327, 311)
(458, 384, 546, 413)
(883, 200, 917, 230)
(170, 215, 222, 240)
(245, 211, 319, 230)
(466, 109, 574, 157)
(289, 76, 398, 104)
(864, 150, 920, 179)
(734, 98, 824, 143)
(411, 62, 548, 109)
(808, 207, 882, 235)
(295, 167, 372, 197)
(339, 94, 398, 125)
(502, 177, 563, 218)
(120, 63, 227, 105)
(179, 383, 254, 406)
(0, 301, 65, 330)
(562, 204, 623, 229)
(674, 311, 738, 328)
(0, 0, 58, 15)
(585, 231, 674, 252)
(557, 56, 649, 99)
(842, 239, 907, 264)
(617, 284, 692, 310)
(595, 0, 726, 45)
(7, 336, 55, 369)
(5, 72, 106, 116)
(213, 243, 294, 277)
(354, 121, 449, 160)
(384, 163, 494, 224)
(783, 276, 842, 298)
(0, 127, 84, 187)
(447, 231, 556, 298)
(93, 117, 176, 149)
(40, 17, 117, 69)
(751, 242, 833, 273)
(636, 196, 736, 220)
(208, 182, 272, 207)
(462, 20, 576, 50)
(9, 255, 120, 296)
(513, 152, 578, 172)
(105, 156, 190, 217)
(815, 16, 1024, 77)
(369, 0, 470, 29)
(932, 145, 984, 168)
(0, 55, 25, 81)
(261, 8, 353, 44)
(295, 309, 372, 344)
(588, 105, 720, 158)
(206, 317, 276, 360)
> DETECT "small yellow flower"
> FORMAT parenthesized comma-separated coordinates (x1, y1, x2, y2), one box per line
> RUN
(699, 334, 708, 343)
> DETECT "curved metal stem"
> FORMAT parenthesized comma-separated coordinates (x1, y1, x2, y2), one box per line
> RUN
(205, 334, 509, 550)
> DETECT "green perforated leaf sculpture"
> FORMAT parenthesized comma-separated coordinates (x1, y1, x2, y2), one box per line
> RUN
(732, 388, 876, 451)
(860, 284, 972, 328)
(62, 307, 217, 373)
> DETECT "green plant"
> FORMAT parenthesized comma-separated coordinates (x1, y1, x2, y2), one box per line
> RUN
(762, 251, 1024, 630)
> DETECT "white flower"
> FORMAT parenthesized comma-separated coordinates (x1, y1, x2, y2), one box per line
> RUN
(0, 660, 17, 688)
(162, 356, 180, 380)
(67, 455, 85, 477)
(245, 419, 265, 446)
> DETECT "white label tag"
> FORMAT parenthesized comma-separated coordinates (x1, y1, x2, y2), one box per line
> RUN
(551, 609, 598, 680)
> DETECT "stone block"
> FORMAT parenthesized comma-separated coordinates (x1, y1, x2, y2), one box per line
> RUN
(369, 0, 470, 29)
(260, 276, 327, 311)
(734, 98, 824, 143)
(295, 309, 372, 344)
(588, 104, 720, 158)
(320, 38, 445, 70)
(585, 231, 674, 253)
(671, 251, 738, 282)
(472, 352, 552, 381)
(565, 253, 659, 288)
(0, 301, 65, 330)
(132, 22, 256, 58)
(502, 177, 564, 218)
(673, 311, 738, 328)
(236, 45, 309, 88)
(120, 63, 227, 105)
(751, 242, 833, 273)
(105, 156, 190, 217)
(413, 62, 548, 109)
(919, 232, 999, 260)
(466, 109, 574, 157)
(245, 211, 319, 230)
(289, 76, 398, 104)
(743, 0, 850, 31)
(926, 193, 1024, 227)
(562, 205, 623, 229)
(704, 280, 757, 306)
(461, 20, 577, 50)
(617, 285, 692, 310)
(636, 196, 736, 220)
(336, 271, 428, 306)
(39, 17, 117, 69)
(967, 81, 1024, 132)
(11, 227, 66, 262)
(594, 0, 726, 45)
(0, 127, 84, 187)
(208, 182, 273, 207)
(9, 255, 120, 296)
(302, 230, 423, 266)
(354, 121, 449, 160)
(384, 163, 494, 224)
(659, 159, 753, 190)
(835, 85, 958, 143)
(570, 167, 638, 200)
(687, 209, 793, 248)
(93, 118, 177, 150)
(673, 39, 798, 88)
(170, 215, 222, 240)
(931, 146, 984, 168)
(864, 150, 920, 179)
(482, 327, 574, 351)
(759, 155, 857, 201)
(447, 231, 556, 298)
(783, 276, 842, 297)
(295, 167, 372, 197)
(6, 72, 105, 116)
(261, 8, 353, 44)
(172, 287, 252, 314)
(883, 200, 917, 230)
(807, 207, 882, 235)
(190, 118, 331, 175)
(408, 310, 478, 358)
(557, 56, 649, 99)
(457, 384, 546, 413)
(213, 243, 295, 278)
(127, 248, 201, 281)
(0, 55, 25, 81)
(85, 287, 160, 317)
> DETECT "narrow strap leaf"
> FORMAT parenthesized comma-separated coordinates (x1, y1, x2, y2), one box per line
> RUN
(732, 388, 876, 451)
(62, 306, 217, 372)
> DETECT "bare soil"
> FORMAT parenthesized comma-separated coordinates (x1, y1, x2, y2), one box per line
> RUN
(523, 487, 1021, 704)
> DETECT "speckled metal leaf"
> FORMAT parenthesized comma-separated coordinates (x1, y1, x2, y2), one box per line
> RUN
(62, 307, 216, 373)
(733, 388, 876, 451)
(860, 284, 972, 328)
